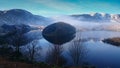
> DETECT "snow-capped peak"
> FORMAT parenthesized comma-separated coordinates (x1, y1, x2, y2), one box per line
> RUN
(70, 13, 120, 23)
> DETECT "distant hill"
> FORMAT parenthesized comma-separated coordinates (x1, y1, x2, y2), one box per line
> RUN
(0, 9, 52, 26)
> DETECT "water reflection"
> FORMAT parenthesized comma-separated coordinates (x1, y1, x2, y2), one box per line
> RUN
(38, 30, 120, 68)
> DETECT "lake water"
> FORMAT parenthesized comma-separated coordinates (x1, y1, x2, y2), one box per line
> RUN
(38, 30, 120, 68)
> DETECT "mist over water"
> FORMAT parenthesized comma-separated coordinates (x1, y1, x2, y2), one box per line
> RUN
(51, 15, 120, 31)
(34, 16, 120, 67)
(1, 8, 120, 68)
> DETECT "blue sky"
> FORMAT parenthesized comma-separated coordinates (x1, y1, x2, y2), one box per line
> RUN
(0, 0, 120, 16)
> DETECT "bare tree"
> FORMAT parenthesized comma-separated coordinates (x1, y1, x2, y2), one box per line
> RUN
(45, 44, 66, 66)
(67, 36, 86, 66)
(24, 40, 42, 62)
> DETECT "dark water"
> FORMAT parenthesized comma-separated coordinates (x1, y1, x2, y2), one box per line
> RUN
(38, 31, 120, 68)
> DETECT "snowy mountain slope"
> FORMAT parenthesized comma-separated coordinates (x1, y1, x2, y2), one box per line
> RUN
(70, 13, 120, 23)
(111, 14, 120, 23)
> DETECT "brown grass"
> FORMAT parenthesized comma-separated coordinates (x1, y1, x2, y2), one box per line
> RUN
(109, 38, 120, 42)
(103, 37, 120, 46)
(0, 57, 42, 68)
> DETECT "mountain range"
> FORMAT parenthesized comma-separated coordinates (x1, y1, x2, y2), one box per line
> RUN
(0, 9, 120, 34)
(0, 9, 120, 26)
(0, 9, 120, 47)
(0, 9, 52, 26)
(70, 13, 120, 23)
